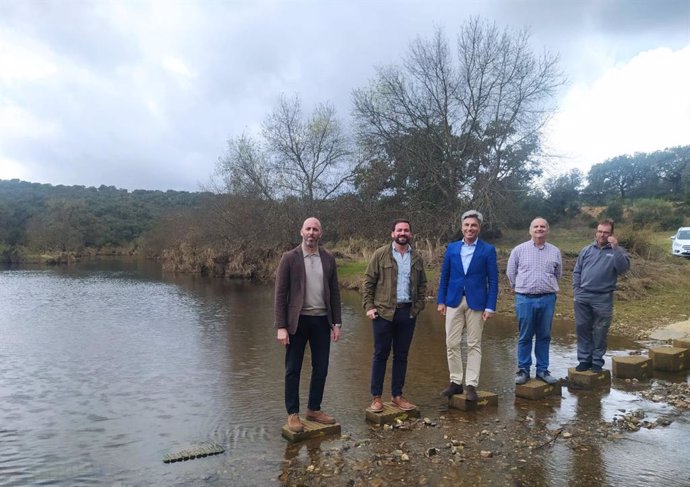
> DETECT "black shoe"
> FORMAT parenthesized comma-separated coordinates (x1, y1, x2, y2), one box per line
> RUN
(465, 385, 478, 401)
(591, 365, 603, 372)
(441, 382, 463, 397)
(575, 362, 591, 372)
(515, 369, 530, 385)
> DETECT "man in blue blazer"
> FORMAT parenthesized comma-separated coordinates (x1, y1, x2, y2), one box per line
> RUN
(437, 210, 499, 401)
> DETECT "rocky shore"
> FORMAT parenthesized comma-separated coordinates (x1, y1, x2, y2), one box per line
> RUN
(278, 319, 690, 487)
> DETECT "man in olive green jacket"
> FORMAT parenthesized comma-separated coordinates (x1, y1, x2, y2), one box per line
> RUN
(363, 219, 427, 413)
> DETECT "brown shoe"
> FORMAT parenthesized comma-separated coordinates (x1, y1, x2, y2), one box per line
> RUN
(369, 396, 383, 412)
(306, 409, 336, 424)
(287, 413, 304, 432)
(441, 382, 463, 398)
(391, 396, 416, 411)
(465, 385, 478, 401)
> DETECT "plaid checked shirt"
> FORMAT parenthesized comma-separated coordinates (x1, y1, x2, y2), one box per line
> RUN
(506, 240, 562, 294)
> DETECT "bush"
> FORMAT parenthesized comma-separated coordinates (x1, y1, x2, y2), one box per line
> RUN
(616, 226, 665, 259)
(600, 200, 624, 222)
(630, 199, 683, 230)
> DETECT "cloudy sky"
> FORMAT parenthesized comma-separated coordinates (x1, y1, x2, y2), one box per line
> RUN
(1, 0, 688, 191)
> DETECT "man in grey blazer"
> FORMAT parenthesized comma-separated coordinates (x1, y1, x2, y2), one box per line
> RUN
(274, 217, 342, 432)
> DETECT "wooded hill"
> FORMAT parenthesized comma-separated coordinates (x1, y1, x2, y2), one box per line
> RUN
(0, 179, 212, 257)
(1, 143, 686, 265)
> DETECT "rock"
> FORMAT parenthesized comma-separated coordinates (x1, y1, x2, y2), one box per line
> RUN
(401, 453, 410, 462)
(562, 432, 573, 438)
(480, 450, 493, 458)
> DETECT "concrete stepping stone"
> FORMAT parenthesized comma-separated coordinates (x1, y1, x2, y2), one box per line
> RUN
(365, 401, 420, 424)
(515, 379, 562, 400)
(448, 390, 498, 411)
(612, 355, 652, 379)
(567, 368, 611, 389)
(281, 418, 341, 443)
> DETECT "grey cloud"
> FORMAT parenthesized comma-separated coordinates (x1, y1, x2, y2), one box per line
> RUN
(0, 0, 687, 190)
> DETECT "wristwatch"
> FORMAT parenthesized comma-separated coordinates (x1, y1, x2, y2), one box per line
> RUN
(333, 323, 342, 328)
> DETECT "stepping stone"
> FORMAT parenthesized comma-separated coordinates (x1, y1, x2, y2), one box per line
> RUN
(612, 355, 652, 379)
(281, 418, 341, 443)
(365, 402, 420, 424)
(567, 368, 611, 389)
(649, 347, 688, 372)
(448, 390, 498, 411)
(515, 379, 562, 400)
(671, 339, 690, 368)
(162, 443, 224, 463)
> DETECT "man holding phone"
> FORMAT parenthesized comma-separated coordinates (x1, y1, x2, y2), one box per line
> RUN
(572, 219, 630, 372)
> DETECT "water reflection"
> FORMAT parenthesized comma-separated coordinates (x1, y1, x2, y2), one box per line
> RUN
(0, 260, 688, 486)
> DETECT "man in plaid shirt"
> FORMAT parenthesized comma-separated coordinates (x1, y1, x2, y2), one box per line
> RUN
(507, 217, 562, 385)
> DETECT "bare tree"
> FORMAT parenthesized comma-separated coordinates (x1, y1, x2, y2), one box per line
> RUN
(217, 94, 357, 203)
(216, 134, 276, 201)
(353, 18, 564, 232)
(264, 94, 356, 201)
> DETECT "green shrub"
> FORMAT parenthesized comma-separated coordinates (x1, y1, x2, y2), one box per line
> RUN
(616, 226, 665, 259)
(630, 199, 683, 230)
(600, 200, 624, 222)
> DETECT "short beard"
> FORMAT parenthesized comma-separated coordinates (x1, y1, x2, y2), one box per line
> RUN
(303, 238, 318, 249)
(394, 236, 409, 246)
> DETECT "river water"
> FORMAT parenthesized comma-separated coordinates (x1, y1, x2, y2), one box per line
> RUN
(0, 259, 688, 486)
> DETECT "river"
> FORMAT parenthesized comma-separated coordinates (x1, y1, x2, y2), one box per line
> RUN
(0, 258, 688, 486)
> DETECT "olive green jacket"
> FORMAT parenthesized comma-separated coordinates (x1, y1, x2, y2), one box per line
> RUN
(362, 244, 427, 321)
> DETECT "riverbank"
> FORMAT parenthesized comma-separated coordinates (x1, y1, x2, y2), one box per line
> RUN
(0, 245, 137, 265)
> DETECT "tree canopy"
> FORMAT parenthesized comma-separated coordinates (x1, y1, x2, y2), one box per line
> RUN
(351, 18, 564, 235)
(0, 179, 210, 252)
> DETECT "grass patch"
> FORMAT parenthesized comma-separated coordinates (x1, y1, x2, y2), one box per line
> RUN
(337, 261, 366, 279)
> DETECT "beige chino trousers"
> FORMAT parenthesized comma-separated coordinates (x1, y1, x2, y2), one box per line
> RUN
(445, 297, 485, 387)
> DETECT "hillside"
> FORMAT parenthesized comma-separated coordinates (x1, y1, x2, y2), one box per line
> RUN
(0, 179, 212, 260)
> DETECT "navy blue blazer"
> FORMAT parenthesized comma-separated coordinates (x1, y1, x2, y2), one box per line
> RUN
(437, 239, 499, 311)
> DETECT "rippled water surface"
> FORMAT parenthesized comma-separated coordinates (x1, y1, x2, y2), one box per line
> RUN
(0, 259, 688, 486)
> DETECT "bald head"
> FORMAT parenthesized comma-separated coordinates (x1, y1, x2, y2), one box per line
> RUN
(529, 217, 549, 244)
(301, 217, 322, 251)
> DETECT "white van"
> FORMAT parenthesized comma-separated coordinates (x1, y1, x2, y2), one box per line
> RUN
(671, 227, 690, 258)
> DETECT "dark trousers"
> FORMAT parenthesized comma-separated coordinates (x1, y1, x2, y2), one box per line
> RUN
(370, 307, 416, 398)
(284, 315, 331, 414)
(574, 297, 613, 368)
